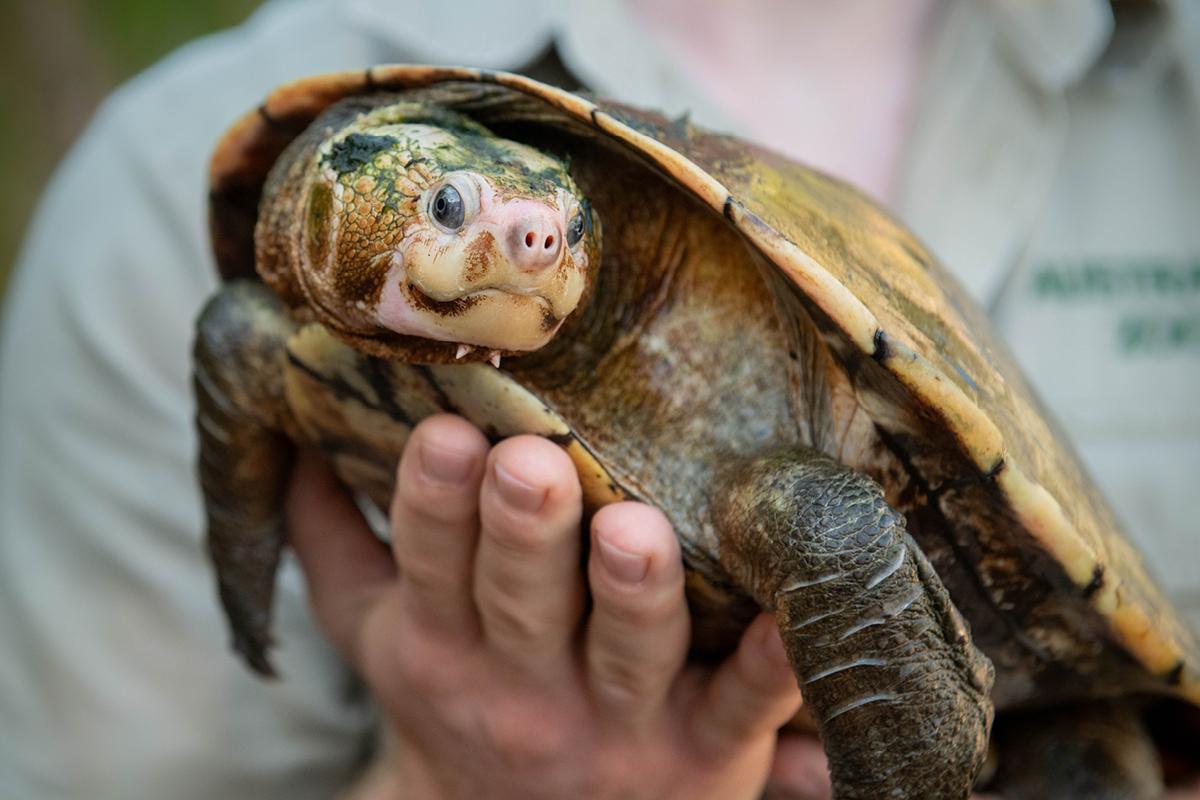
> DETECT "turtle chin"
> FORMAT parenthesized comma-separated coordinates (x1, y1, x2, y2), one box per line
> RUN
(375, 279, 567, 353)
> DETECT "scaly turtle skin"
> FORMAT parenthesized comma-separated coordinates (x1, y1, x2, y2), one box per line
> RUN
(196, 67, 1200, 800)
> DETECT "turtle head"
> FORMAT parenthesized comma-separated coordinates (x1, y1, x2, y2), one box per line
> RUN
(298, 104, 598, 358)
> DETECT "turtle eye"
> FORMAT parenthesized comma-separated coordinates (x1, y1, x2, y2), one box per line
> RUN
(566, 210, 585, 248)
(431, 184, 465, 230)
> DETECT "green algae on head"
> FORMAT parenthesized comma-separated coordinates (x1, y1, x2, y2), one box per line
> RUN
(299, 102, 597, 360)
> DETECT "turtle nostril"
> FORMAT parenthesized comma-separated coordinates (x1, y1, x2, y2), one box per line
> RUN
(506, 208, 563, 271)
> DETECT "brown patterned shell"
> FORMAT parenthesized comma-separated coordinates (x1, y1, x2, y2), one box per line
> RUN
(209, 65, 1200, 705)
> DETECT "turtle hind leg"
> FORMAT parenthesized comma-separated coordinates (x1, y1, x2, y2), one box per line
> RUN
(988, 701, 1163, 800)
(194, 281, 299, 677)
(714, 448, 994, 800)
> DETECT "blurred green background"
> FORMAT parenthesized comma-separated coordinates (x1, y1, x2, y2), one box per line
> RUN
(0, 0, 266, 297)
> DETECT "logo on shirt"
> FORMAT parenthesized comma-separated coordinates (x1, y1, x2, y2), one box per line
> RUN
(1031, 259, 1200, 355)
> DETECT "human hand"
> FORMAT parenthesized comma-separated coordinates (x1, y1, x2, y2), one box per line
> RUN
(762, 733, 832, 799)
(286, 414, 804, 800)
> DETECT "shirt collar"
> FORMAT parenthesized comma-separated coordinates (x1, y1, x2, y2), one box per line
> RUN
(981, 0, 1115, 91)
(342, 0, 556, 68)
(986, 0, 1193, 95)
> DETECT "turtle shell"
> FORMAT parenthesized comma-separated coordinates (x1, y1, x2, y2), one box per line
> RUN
(209, 65, 1200, 708)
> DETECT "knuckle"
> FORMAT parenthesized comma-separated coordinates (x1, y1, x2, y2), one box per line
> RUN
(393, 557, 449, 599)
(362, 615, 455, 697)
(480, 591, 557, 645)
(593, 580, 677, 628)
(482, 493, 577, 555)
(592, 660, 660, 713)
(599, 596, 668, 631)
(486, 516, 561, 556)
(482, 698, 572, 768)
(357, 607, 418, 686)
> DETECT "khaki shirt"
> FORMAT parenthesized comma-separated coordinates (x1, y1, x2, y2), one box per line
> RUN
(0, 0, 1196, 797)
(900, 0, 1200, 620)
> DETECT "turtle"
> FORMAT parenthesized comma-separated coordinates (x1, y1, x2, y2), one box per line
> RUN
(195, 65, 1200, 800)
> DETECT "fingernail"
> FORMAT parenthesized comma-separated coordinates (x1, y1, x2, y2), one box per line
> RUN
(493, 462, 547, 512)
(597, 538, 649, 584)
(419, 443, 473, 485)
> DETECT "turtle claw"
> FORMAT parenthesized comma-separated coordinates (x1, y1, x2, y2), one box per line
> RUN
(489, 351, 501, 368)
(220, 587, 279, 677)
(232, 627, 278, 678)
(455, 344, 469, 360)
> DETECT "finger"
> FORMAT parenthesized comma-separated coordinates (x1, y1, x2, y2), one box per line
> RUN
(765, 734, 831, 800)
(473, 435, 584, 677)
(692, 613, 804, 757)
(287, 447, 396, 656)
(585, 502, 689, 730)
(390, 414, 490, 638)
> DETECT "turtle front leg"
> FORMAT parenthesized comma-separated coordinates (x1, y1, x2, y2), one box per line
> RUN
(714, 448, 994, 800)
(194, 281, 299, 676)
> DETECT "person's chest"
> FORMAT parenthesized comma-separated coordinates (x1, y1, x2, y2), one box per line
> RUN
(991, 72, 1200, 442)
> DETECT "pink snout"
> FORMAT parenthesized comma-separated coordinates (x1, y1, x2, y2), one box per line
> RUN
(503, 204, 563, 272)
